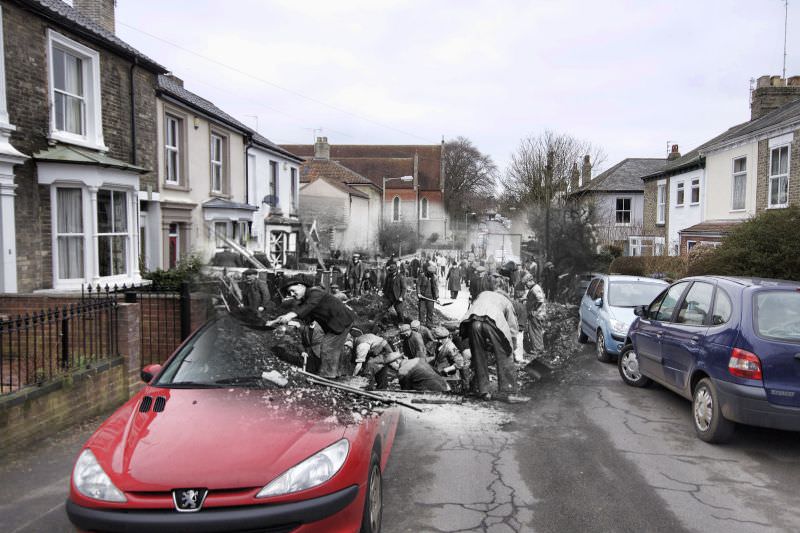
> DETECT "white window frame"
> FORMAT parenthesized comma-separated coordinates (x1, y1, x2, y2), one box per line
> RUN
(96, 188, 131, 278)
(675, 181, 685, 207)
(420, 197, 429, 219)
(615, 196, 632, 226)
(686, 240, 697, 254)
(690, 178, 700, 205)
(47, 30, 106, 151)
(54, 187, 86, 282)
(290, 167, 298, 212)
(731, 157, 747, 211)
(392, 196, 401, 222)
(164, 114, 181, 185)
(656, 182, 666, 224)
(768, 144, 790, 208)
(213, 220, 230, 248)
(210, 133, 224, 193)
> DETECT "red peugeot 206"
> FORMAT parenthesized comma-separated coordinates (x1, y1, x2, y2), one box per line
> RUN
(66, 318, 400, 533)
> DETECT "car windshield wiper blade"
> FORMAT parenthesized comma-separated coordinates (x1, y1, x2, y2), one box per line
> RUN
(161, 381, 223, 389)
(214, 376, 266, 386)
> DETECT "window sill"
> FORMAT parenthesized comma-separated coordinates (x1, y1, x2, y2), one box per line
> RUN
(49, 131, 108, 153)
(675, 205, 684, 208)
(766, 204, 788, 210)
(209, 192, 232, 199)
(163, 183, 191, 192)
(689, 202, 700, 206)
(729, 208, 746, 213)
(655, 222, 665, 227)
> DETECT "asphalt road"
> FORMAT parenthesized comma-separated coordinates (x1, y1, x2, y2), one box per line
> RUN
(382, 345, 800, 533)
(3, 342, 799, 532)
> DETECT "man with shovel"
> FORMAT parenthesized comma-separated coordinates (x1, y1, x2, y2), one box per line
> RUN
(417, 264, 439, 328)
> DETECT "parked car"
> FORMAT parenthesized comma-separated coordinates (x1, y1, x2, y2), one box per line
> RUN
(66, 318, 399, 532)
(578, 274, 668, 362)
(618, 276, 800, 443)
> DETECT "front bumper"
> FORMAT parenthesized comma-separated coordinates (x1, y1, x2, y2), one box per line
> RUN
(66, 484, 359, 533)
(605, 331, 627, 355)
(715, 380, 800, 432)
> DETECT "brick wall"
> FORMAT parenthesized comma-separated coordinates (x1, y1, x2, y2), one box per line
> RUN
(2, 2, 159, 291)
(642, 179, 668, 244)
(755, 131, 800, 213)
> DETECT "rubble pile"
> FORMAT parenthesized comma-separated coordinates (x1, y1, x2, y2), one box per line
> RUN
(346, 290, 448, 334)
(541, 303, 580, 367)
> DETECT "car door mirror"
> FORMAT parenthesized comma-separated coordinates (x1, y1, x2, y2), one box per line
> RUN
(594, 297, 603, 307)
(633, 305, 647, 318)
(140, 364, 162, 384)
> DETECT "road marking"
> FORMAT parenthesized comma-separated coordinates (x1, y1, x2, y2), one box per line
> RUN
(9, 499, 66, 533)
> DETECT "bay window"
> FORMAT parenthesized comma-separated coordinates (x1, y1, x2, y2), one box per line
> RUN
(96, 189, 128, 277)
(56, 188, 84, 279)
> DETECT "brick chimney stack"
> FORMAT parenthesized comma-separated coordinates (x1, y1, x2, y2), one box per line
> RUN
(570, 162, 580, 191)
(750, 75, 800, 120)
(314, 137, 330, 160)
(73, 0, 116, 34)
(667, 144, 680, 161)
(581, 155, 592, 183)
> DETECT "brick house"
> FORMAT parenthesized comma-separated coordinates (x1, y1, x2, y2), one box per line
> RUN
(2, 0, 167, 292)
(569, 157, 665, 255)
(282, 139, 448, 246)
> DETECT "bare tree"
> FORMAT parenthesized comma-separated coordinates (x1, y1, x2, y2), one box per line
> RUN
(443, 136, 498, 216)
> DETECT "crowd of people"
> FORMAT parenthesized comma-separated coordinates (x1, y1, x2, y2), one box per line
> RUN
(267, 251, 549, 401)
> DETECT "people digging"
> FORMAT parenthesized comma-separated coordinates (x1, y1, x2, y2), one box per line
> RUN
(239, 269, 270, 315)
(352, 332, 393, 377)
(417, 264, 439, 327)
(363, 351, 403, 391)
(398, 323, 427, 360)
(383, 262, 407, 323)
(397, 355, 449, 392)
(270, 277, 356, 379)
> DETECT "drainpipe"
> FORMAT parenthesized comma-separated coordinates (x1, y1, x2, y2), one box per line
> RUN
(245, 136, 253, 204)
(129, 58, 138, 165)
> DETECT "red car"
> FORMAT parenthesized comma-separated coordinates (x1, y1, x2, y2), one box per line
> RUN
(66, 319, 400, 533)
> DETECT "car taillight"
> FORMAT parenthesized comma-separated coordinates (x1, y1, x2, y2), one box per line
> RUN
(728, 348, 762, 380)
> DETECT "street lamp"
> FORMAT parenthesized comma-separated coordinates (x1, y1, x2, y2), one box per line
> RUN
(464, 211, 476, 231)
(382, 175, 414, 223)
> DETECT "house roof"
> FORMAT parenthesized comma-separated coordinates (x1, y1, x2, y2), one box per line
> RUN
(300, 159, 373, 199)
(570, 158, 665, 195)
(202, 198, 257, 211)
(280, 144, 443, 190)
(32, 144, 149, 173)
(679, 219, 742, 235)
(251, 132, 303, 163)
(158, 75, 254, 135)
(702, 98, 800, 152)
(19, 0, 166, 73)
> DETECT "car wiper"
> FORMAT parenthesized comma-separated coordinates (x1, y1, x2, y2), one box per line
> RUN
(161, 381, 223, 389)
(214, 376, 266, 386)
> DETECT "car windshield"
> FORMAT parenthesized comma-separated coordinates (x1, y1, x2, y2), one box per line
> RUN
(755, 291, 800, 342)
(608, 281, 665, 307)
(153, 316, 284, 388)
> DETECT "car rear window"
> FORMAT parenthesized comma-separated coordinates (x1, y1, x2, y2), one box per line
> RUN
(755, 291, 800, 342)
(608, 282, 665, 307)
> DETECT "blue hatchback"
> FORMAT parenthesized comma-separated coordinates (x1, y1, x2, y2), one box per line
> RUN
(619, 276, 800, 443)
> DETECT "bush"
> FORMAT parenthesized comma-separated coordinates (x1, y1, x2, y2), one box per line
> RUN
(609, 255, 687, 280)
(378, 223, 418, 256)
(685, 207, 800, 280)
(142, 255, 204, 290)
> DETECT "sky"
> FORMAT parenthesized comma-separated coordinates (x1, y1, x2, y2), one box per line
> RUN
(116, 0, 798, 176)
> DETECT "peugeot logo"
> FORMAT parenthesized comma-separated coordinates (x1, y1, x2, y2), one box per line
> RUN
(172, 488, 208, 512)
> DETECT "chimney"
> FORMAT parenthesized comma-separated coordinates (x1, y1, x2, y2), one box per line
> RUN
(570, 162, 580, 191)
(314, 137, 330, 160)
(581, 155, 592, 183)
(164, 73, 184, 87)
(73, 0, 116, 34)
(667, 144, 680, 161)
(750, 74, 800, 120)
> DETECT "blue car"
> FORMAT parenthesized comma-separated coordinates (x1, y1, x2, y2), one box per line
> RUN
(619, 276, 800, 443)
(578, 275, 668, 362)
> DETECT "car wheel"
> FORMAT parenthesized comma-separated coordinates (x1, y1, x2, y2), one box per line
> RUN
(577, 322, 588, 344)
(618, 344, 651, 387)
(360, 452, 382, 533)
(692, 378, 735, 444)
(595, 330, 612, 363)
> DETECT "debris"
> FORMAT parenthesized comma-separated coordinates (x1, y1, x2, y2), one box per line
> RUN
(261, 370, 288, 387)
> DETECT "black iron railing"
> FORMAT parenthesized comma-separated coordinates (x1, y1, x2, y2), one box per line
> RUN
(0, 298, 118, 395)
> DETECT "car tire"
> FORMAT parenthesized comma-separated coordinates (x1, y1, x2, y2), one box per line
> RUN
(618, 344, 651, 387)
(692, 378, 735, 444)
(577, 322, 588, 344)
(595, 330, 612, 363)
(360, 452, 383, 533)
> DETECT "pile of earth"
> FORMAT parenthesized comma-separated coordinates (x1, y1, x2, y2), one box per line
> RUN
(540, 303, 580, 367)
(346, 290, 449, 335)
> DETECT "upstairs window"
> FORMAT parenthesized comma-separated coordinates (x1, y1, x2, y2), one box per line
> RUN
(732, 157, 746, 210)
(676, 182, 685, 206)
(48, 30, 104, 149)
(769, 145, 789, 207)
(269, 161, 279, 205)
(615, 197, 631, 225)
(656, 183, 666, 224)
(210, 133, 225, 193)
(164, 114, 182, 184)
(690, 179, 700, 204)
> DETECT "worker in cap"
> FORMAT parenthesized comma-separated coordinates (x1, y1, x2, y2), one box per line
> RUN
(346, 253, 365, 297)
(239, 269, 270, 315)
(363, 350, 403, 390)
(397, 356, 449, 392)
(271, 276, 355, 378)
(410, 319, 435, 344)
(431, 326, 461, 376)
(352, 333, 392, 376)
(398, 322, 426, 360)
(383, 261, 407, 323)
(417, 264, 439, 328)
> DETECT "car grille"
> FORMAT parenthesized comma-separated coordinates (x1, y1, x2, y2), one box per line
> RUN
(153, 396, 167, 412)
(139, 396, 153, 412)
(138, 395, 168, 413)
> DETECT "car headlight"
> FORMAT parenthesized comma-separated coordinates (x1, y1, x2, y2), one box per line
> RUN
(257, 438, 349, 498)
(610, 319, 629, 335)
(72, 449, 126, 502)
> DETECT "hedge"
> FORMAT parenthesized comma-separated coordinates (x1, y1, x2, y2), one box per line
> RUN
(608, 255, 687, 280)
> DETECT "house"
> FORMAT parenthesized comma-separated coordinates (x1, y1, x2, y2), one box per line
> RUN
(281, 139, 448, 246)
(679, 75, 800, 253)
(569, 157, 666, 255)
(2, 0, 167, 292)
(297, 138, 382, 253)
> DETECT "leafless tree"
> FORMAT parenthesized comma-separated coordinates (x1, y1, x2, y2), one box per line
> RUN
(443, 136, 498, 216)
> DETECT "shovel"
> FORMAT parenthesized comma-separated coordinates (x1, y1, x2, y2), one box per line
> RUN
(417, 294, 454, 306)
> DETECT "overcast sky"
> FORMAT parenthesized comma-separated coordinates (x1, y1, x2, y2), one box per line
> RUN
(117, 0, 797, 175)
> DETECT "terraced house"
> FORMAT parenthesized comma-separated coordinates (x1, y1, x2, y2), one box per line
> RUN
(1, 0, 167, 292)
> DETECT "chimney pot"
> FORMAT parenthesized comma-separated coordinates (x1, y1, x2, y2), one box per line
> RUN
(667, 144, 681, 161)
(314, 137, 330, 160)
(751, 74, 800, 120)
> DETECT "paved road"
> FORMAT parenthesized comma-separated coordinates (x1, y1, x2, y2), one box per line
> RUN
(4, 341, 799, 532)
(383, 345, 800, 532)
